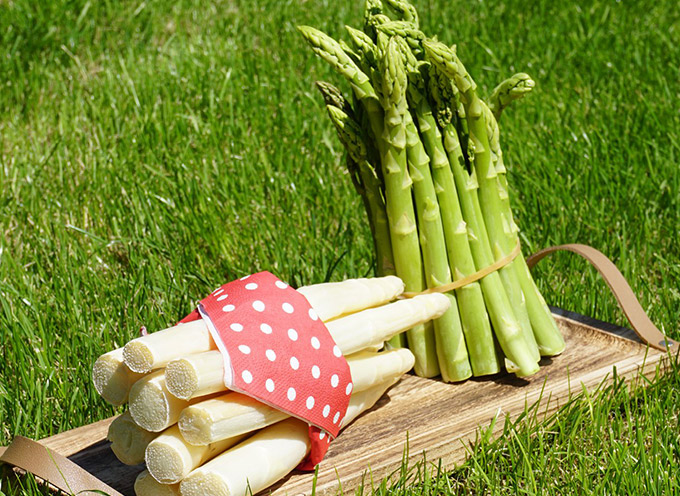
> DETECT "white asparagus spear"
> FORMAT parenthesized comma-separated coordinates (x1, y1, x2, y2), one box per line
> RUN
(326, 294, 449, 355)
(122, 276, 407, 374)
(134, 470, 179, 496)
(179, 378, 399, 496)
(124, 320, 214, 374)
(107, 411, 160, 465)
(177, 348, 415, 445)
(92, 348, 146, 405)
(296, 275, 404, 321)
(145, 425, 247, 484)
(178, 393, 287, 446)
(342, 349, 414, 395)
(166, 343, 414, 401)
(165, 351, 225, 400)
(128, 370, 208, 432)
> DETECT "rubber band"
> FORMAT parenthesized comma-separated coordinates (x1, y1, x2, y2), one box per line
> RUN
(400, 241, 522, 298)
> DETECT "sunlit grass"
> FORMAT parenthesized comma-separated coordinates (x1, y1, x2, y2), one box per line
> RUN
(1, 0, 678, 494)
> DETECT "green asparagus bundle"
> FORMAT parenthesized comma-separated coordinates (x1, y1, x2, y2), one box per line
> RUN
(299, 0, 565, 381)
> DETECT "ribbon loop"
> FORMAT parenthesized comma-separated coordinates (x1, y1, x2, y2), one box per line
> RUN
(401, 241, 522, 298)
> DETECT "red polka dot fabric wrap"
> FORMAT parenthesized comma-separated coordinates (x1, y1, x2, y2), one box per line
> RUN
(182, 271, 352, 470)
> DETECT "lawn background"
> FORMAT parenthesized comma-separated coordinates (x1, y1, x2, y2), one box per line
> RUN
(1, 0, 679, 494)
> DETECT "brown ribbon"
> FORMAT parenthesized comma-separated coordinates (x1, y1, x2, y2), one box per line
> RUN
(0, 243, 675, 493)
(0, 435, 124, 495)
(526, 243, 677, 352)
(401, 241, 522, 298)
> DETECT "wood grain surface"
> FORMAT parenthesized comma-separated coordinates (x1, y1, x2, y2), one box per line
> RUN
(2, 310, 668, 496)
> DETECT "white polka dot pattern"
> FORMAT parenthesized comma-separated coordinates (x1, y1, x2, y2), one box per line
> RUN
(193, 271, 351, 467)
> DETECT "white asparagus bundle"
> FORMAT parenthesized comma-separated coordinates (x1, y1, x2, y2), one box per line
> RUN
(122, 276, 406, 374)
(92, 348, 145, 406)
(108, 411, 160, 465)
(89, 275, 450, 494)
(134, 470, 179, 496)
(145, 425, 247, 484)
(179, 378, 398, 496)
(177, 348, 415, 445)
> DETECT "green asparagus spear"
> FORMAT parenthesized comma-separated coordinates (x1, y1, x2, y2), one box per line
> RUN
(345, 26, 378, 74)
(364, 0, 391, 41)
(383, 0, 419, 26)
(424, 40, 553, 363)
(390, 38, 471, 381)
(424, 40, 540, 376)
(482, 97, 565, 356)
(488, 73, 535, 122)
(376, 21, 425, 55)
(319, 90, 396, 278)
(406, 62, 500, 376)
(377, 36, 439, 376)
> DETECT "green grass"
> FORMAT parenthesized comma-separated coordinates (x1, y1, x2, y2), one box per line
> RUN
(0, 0, 678, 494)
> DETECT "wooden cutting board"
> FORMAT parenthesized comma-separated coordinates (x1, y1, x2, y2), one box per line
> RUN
(13, 309, 669, 496)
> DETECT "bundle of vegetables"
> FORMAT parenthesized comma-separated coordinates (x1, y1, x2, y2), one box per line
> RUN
(92, 275, 450, 495)
(298, 0, 565, 381)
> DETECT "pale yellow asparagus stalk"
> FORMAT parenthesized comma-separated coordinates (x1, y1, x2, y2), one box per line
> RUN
(107, 411, 159, 465)
(165, 308, 421, 400)
(344, 349, 414, 393)
(165, 351, 225, 400)
(296, 275, 404, 321)
(144, 425, 247, 484)
(123, 320, 216, 374)
(134, 470, 179, 496)
(128, 370, 207, 432)
(177, 348, 415, 445)
(179, 393, 287, 446)
(92, 348, 145, 405)
(328, 293, 449, 354)
(123, 276, 405, 373)
(179, 379, 398, 496)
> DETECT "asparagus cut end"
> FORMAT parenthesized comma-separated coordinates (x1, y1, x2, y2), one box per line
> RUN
(129, 371, 190, 432)
(134, 470, 180, 496)
(165, 350, 226, 400)
(165, 358, 200, 400)
(180, 472, 230, 496)
(123, 340, 155, 374)
(107, 411, 158, 466)
(145, 441, 187, 484)
(92, 348, 145, 406)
